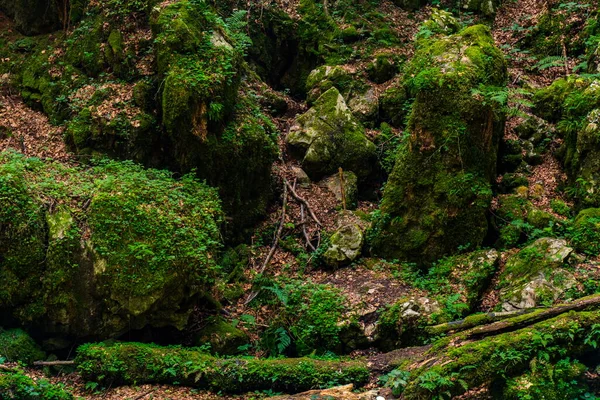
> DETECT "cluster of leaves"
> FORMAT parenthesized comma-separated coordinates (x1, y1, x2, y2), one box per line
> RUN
(0, 368, 73, 400)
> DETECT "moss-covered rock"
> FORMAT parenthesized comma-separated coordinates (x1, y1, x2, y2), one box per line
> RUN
(194, 317, 249, 355)
(570, 208, 600, 255)
(76, 342, 370, 393)
(287, 87, 377, 181)
(379, 84, 408, 128)
(319, 171, 358, 209)
(152, 1, 278, 235)
(306, 65, 378, 123)
(0, 329, 45, 365)
(323, 224, 364, 268)
(370, 25, 507, 264)
(499, 238, 575, 310)
(0, 153, 223, 338)
(457, 0, 501, 17)
(533, 77, 600, 207)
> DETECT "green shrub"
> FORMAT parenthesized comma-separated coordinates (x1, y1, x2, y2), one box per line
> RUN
(0, 368, 73, 400)
(0, 329, 45, 365)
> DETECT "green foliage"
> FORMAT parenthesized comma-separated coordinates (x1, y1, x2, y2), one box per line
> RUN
(380, 369, 411, 397)
(0, 368, 73, 400)
(256, 280, 347, 356)
(76, 342, 369, 393)
(504, 358, 592, 400)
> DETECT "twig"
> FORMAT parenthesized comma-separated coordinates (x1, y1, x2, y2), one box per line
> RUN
(33, 360, 76, 366)
(284, 179, 322, 226)
(300, 203, 316, 251)
(245, 182, 288, 305)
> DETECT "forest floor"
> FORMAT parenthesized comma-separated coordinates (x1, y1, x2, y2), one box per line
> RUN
(0, 0, 592, 397)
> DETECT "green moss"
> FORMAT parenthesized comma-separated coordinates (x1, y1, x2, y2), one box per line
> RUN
(76, 342, 369, 393)
(194, 317, 249, 355)
(366, 54, 397, 84)
(287, 87, 377, 181)
(370, 25, 507, 264)
(402, 311, 600, 399)
(379, 84, 408, 128)
(0, 329, 45, 365)
(0, 152, 223, 337)
(570, 208, 600, 255)
(0, 368, 73, 399)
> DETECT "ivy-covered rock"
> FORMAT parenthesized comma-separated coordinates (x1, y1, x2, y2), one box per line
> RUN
(370, 25, 507, 264)
(499, 238, 575, 311)
(287, 87, 377, 181)
(0, 329, 45, 365)
(152, 1, 278, 235)
(0, 153, 223, 338)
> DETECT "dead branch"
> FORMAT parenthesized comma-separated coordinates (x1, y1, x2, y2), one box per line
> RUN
(245, 181, 288, 305)
(284, 179, 322, 226)
(33, 360, 76, 366)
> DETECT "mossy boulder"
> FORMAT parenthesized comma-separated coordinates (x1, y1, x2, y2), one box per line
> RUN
(152, 1, 278, 235)
(499, 238, 575, 310)
(0, 153, 223, 338)
(323, 224, 365, 268)
(194, 317, 249, 355)
(287, 87, 377, 181)
(0, 329, 45, 365)
(533, 77, 600, 207)
(370, 25, 507, 264)
(457, 0, 501, 17)
(306, 66, 378, 123)
(0, 0, 61, 35)
(319, 171, 358, 210)
(570, 208, 600, 255)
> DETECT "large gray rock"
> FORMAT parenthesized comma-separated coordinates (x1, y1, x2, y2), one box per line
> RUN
(287, 88, 377, 181)
(319, 171, 358, 210)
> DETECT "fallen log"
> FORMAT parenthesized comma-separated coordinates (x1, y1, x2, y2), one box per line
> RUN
(400, 310, 600, 399)
(76, 342, 369, 394)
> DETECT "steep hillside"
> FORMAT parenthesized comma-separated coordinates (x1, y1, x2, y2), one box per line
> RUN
(1, 0, 600, 399)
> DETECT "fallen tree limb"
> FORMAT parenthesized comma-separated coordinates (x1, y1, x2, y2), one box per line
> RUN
(33, 360, 76, 367)
(284, 179, 322, 226)
(245, 181, 288, 305)
(76, 342, 369, 394)
(426, 309, 535, 336)
(462, 293, 600, 341)
(400, 310, 600, 399)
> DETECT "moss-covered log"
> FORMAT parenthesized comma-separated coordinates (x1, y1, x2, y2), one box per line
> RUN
(425, 293, 600, 337)
(400, 310, 600, 399)
(76, 342, 370, 393)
